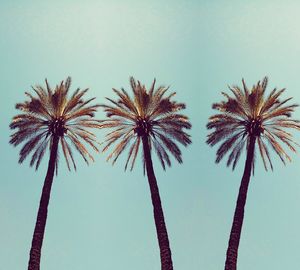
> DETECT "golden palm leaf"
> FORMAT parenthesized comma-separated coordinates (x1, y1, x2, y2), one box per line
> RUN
(100, 77, 192, 170)
(207, 77, 300, 171)
(10, 77, 101, 171)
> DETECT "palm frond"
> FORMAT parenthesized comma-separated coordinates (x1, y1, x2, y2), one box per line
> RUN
(10, 77, 100, 172)
(99, 77, 191, 171)
(207, 77, 300, 171)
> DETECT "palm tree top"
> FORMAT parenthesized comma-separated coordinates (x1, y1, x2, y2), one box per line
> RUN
(10, 77, 101, 172)
(207, 77, 300, 171)
(100, 77, 192, 171)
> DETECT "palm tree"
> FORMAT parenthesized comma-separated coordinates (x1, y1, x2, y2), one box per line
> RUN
(207, 77, 300, 270)
(99, 77, 191, 270)
(10, 77, 101, 270)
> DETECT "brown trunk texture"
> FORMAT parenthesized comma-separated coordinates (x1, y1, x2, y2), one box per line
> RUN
(224, 136, 256, 270)
(28, 136, 59, 270)
(142, 136, 174, 270)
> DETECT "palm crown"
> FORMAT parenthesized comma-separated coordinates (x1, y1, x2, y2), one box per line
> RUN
(100, 77, 192, 170)
(207, 77, 300, 171)
(10, 77, 100, 171)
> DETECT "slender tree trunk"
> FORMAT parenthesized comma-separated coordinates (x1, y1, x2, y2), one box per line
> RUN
(224, 136, 256, 270)
(142, 136, 173, 270)
(28, 136, 59, 270)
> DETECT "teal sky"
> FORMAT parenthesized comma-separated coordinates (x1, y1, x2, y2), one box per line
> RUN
(1, 1, 300, 269)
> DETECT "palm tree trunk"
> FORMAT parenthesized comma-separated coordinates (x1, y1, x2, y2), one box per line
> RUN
(142, 136, 173, 270)
(224, 136, 256, 270)
(28, 136, 59, 270)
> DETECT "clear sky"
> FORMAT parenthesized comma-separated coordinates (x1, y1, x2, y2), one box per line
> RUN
(1, 1, 300, 269)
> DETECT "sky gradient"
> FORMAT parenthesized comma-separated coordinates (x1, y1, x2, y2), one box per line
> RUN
(1, 1, 300, 269)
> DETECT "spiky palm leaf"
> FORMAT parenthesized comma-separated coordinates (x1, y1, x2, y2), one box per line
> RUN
(100, 77, 192, 170)
(207, 77, 300, 171)
(10, 77, 101, 171)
